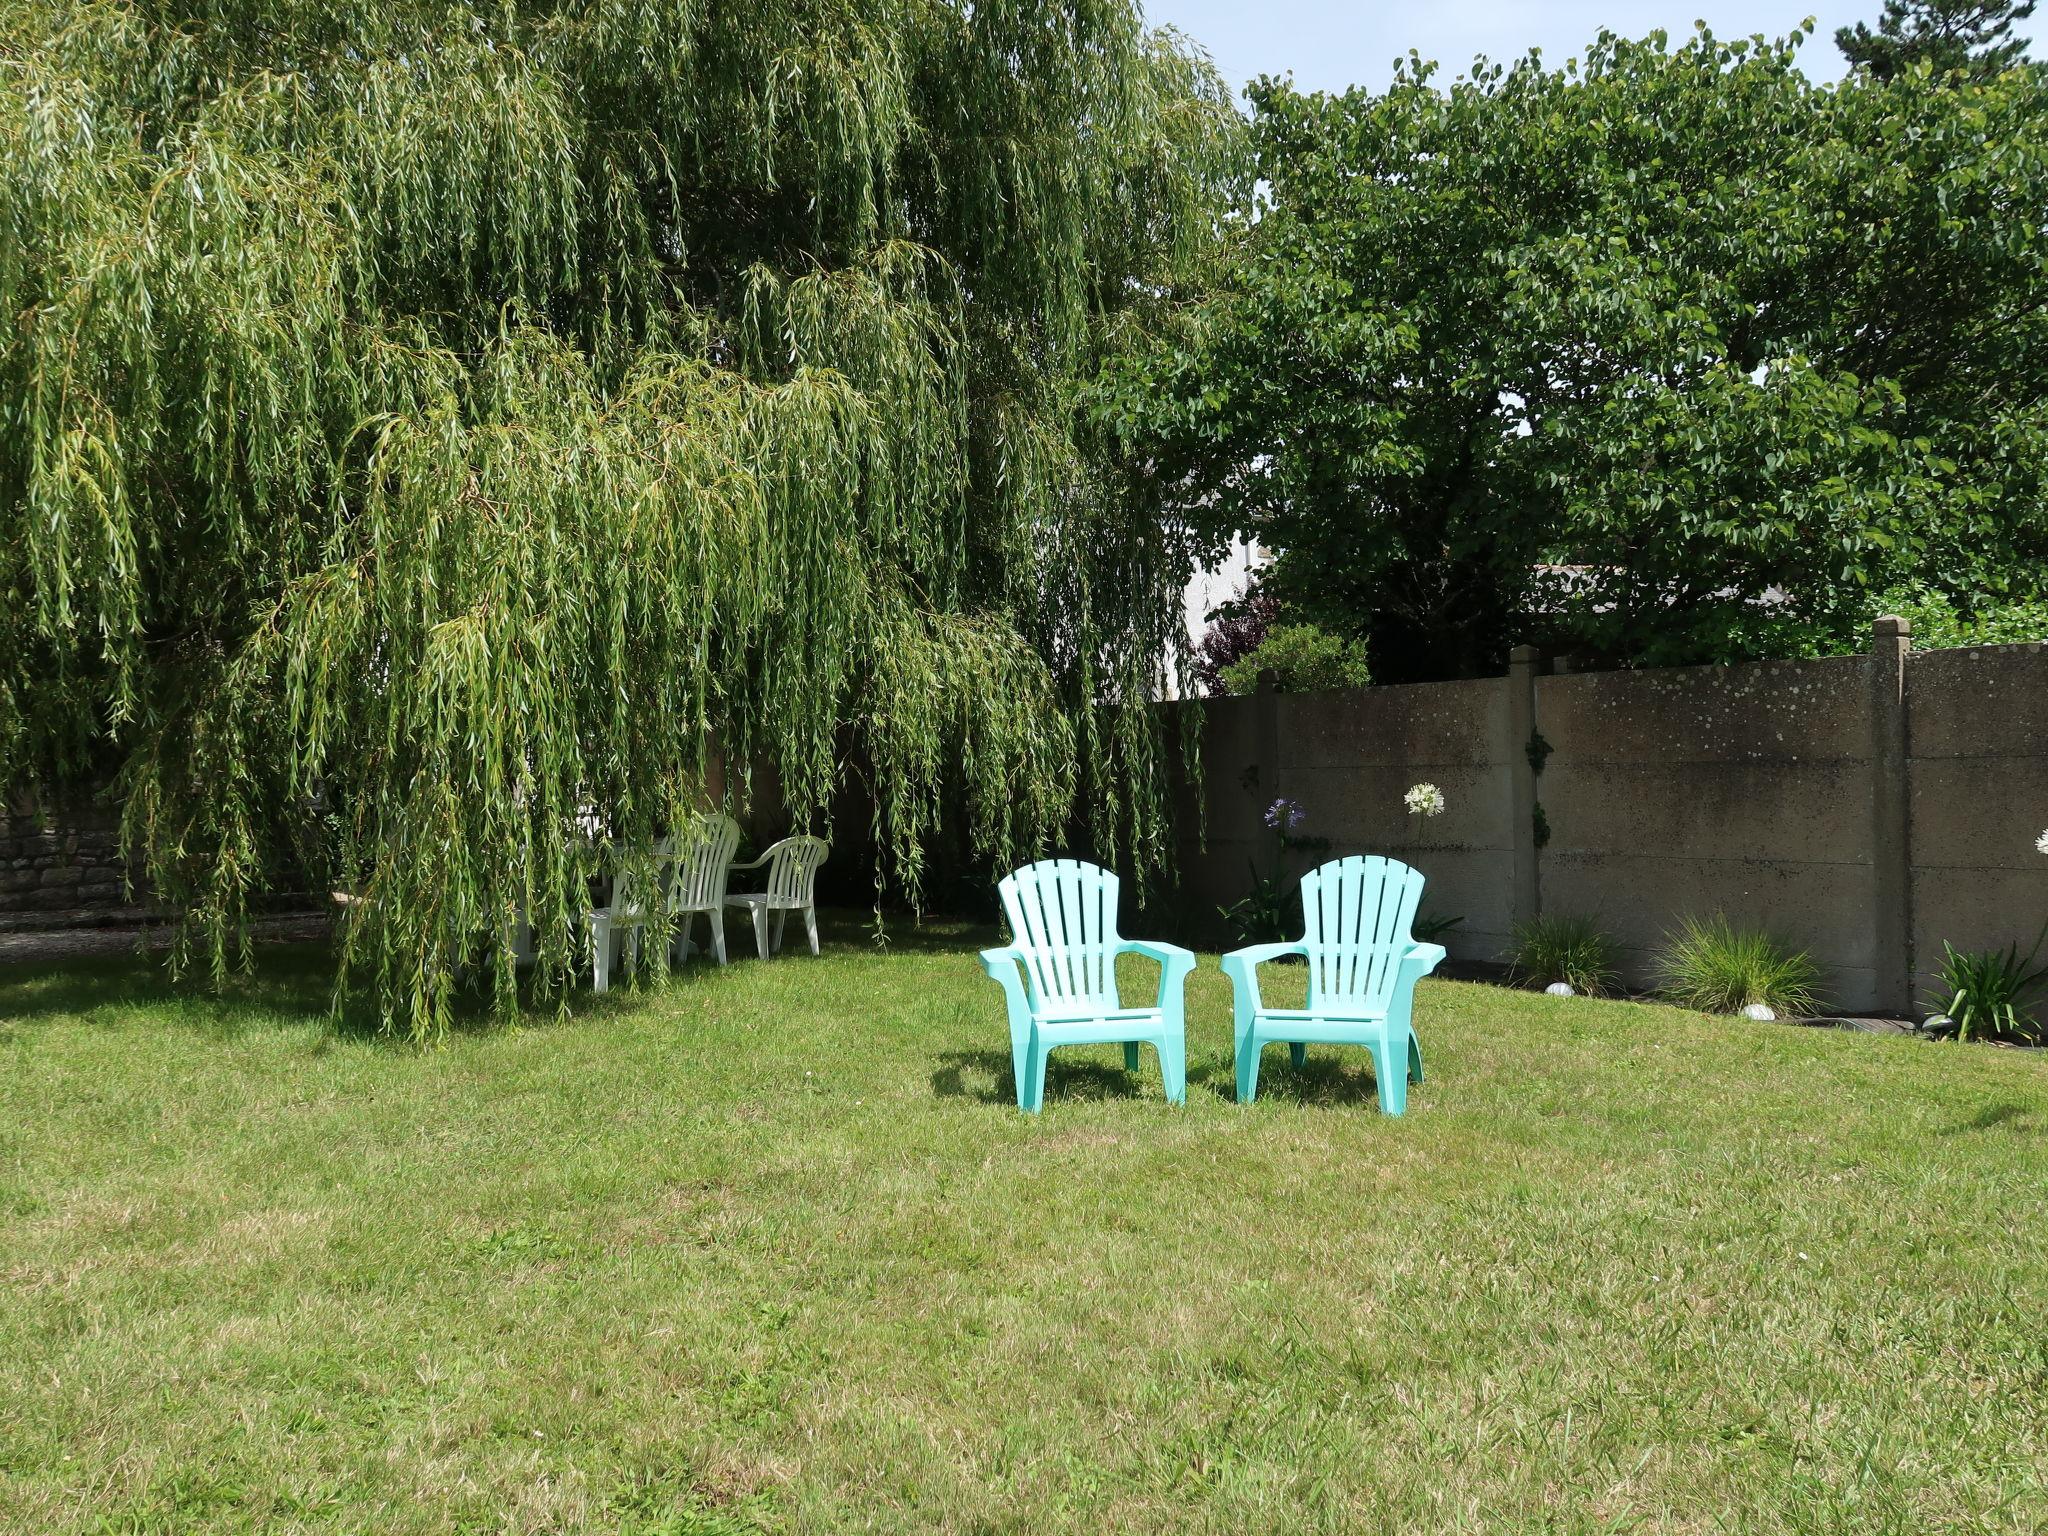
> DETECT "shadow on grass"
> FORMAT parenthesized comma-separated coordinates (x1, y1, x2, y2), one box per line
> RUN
(813, 909, 994, 956)
(1259, 1049, 1399, 1110)
(929, 1044, 1391, 1110)
(931, 1048, 1159, 1106)
(0, 938, 670, 1046)
(1937, 1101, 2039, 1136)
(0, 904, 992, 1049)
(0, 941, 338, 1035)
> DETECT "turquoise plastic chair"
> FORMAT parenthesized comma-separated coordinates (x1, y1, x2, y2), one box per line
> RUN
(979, 859, 1195, 1112)
(1221, 855, 1446, 1114)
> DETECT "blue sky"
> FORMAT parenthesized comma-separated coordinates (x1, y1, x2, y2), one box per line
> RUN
(1144, 2, 2046, 96)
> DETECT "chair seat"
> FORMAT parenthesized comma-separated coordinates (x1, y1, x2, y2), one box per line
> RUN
(1032, 1004, 1166, 1038)
(1254, 1005, 1389, 1026)
(724, 892, 806, 910)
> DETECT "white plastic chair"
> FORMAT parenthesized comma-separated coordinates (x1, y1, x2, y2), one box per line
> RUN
(586, 814, 741, 990)
(667, 813, 744, 967)
(724, 835, 829, 959)
(586, 858, 660, 994)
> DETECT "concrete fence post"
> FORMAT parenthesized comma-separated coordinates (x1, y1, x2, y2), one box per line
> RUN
(1508, 644, 1543, 933)
(1870, 616, 1914, 1016)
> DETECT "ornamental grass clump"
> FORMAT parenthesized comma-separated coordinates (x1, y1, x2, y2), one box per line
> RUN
(1656, 914, 1821, 1018)
(1509, 914, 1622, 997)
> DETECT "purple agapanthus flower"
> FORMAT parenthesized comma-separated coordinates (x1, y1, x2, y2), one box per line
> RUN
(1264, 797, 1305, 832)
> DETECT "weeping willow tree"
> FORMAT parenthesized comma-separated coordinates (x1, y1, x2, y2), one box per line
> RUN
(0, 0, 1243, 1031)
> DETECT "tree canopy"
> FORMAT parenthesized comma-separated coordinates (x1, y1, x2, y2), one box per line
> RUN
(0, 0, 1243, 1031)
(1102, 24, 2048, 681)
(1838, 0, 2037, 80)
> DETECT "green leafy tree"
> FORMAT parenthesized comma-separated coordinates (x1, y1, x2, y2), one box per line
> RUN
(0, 0, 1244, 1032)
(1101, 25, 2048, 679)
(1217, 625, 1371, 695)
(1838, 1, 2036, 80)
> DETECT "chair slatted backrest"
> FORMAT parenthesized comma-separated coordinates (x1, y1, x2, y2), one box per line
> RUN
(761, 836, 830, 905)
(998, 859, 1122, 1011)
(1302, 856, 1426, 1015)
(668, 814, 742, 910)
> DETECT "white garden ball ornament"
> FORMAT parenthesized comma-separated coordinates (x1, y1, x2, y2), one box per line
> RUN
(1543, 982, 1575, 997)
(1741, 1002, 1776, 1022)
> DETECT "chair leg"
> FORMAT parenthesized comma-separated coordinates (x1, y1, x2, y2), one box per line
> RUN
(709, 909, 727, 966)
(772, 909, 788, 954)
(1289, 1043, 1307, 1070)
(589, 916, 611, 994)
(1407, 1029, 1425, 1085)
(1122, 1042, 1141, 1073)
(671, 911, 694, 966)
(1236, 1035, 1261, 1105)
(750, 904, 771, 961)
(1020, 1038, 1049, 1113)
(1158, 1034, 1186, 1106)
(803, 904, 819, 956)
(1368, 1039, 1407, 1116)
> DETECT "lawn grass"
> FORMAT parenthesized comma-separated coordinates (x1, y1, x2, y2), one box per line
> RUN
(3, 914, 2046, 1534)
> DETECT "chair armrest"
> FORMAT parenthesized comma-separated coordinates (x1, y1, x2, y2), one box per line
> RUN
(1222, 940, 1308, 968)
(978, 947, 1033, 1036)
(1120, 938, 1196, 1008)
(1401, 941, 1447, 976)
(1219, 940, 1308, 1014)
(729, 853, 770, 872)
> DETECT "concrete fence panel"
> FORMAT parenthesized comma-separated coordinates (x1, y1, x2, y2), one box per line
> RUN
(1171, 622, 2048, 1019)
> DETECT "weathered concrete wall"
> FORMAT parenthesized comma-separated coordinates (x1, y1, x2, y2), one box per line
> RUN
(1171, 627, 2048, 1017)
(1537, 656, 1881, 1008)
(1171, 679, 1516, 966)
(1907, 644, 2048, 1001)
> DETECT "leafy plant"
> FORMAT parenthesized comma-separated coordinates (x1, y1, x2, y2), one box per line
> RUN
(1413, 907, 1465, 945)
(1219, 871, 1299, 948)
(1218, 795, 1327, 944)
(1106, 23, 2048, 679)
(1866, 583, 2048, 650)
(1656, 914, 1822, 1017)
(1926, 929, 2048, 1044)
(0, 0, 1246, 1035)
(1193, 585, 1280, 695)
(1218, 624, 1372, 695)
(1509, 914, 1622, 996)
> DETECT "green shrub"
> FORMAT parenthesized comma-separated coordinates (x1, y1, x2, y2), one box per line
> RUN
(1928, 930, 2047, 1044)
(1656, 914, 1820, 1017)
(1872, 584, 2048, 649)
(1509, 914, 1621, 996)
(1219, 624, 1371, 695)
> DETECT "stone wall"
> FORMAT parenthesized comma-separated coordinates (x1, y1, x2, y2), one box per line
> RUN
(0, 810, 139, 917)
(1171, 624, 2048, 1017)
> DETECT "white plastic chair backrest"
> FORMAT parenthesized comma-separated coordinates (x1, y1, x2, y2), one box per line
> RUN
(998, 858, 1121, 1011)
(667, 814, 741, 910)
(759, 836, 829, 904)
(1301, 855, 1425, 1015)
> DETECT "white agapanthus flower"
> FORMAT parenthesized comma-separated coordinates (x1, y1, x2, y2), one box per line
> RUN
(1404, 782, 1447, 818)
(2037, 828, 2048, 857)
